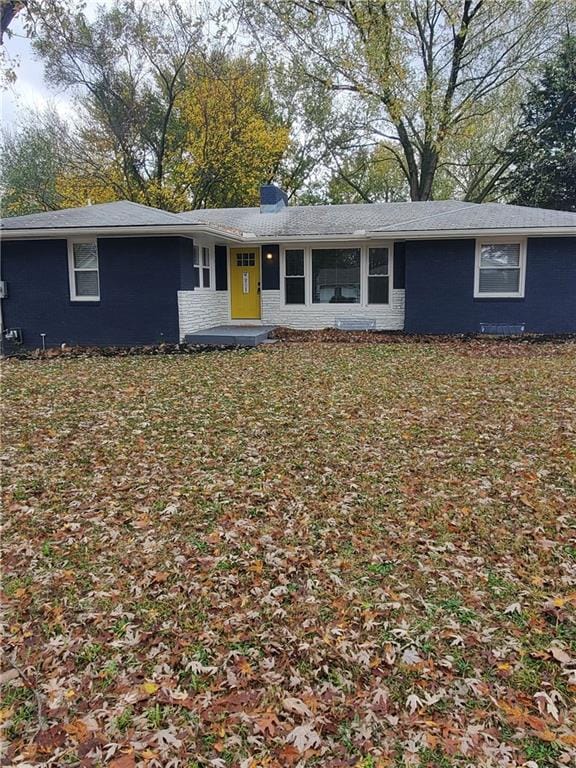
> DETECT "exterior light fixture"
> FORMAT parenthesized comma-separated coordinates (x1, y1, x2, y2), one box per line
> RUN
(265, 251, 274, 260)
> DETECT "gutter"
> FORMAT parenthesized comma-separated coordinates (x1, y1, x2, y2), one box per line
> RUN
(241, 227, 576, 243)
(1, 225, 575, 243)
(0, 224, 246, 242)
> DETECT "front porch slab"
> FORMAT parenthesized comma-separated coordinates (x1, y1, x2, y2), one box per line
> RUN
(185, 325, 277, 347)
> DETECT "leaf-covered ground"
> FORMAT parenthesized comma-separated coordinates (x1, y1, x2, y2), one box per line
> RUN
(1, 342, 575, 768)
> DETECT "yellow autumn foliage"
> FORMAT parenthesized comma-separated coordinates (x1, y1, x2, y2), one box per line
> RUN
(54, 173, 118, 209)
(173, 60, 290, 209)
(3, 57, 290, 215)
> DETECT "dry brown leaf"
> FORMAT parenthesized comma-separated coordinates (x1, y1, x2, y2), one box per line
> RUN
(109, 754, 136, 768)
(549, 646, 572, 665)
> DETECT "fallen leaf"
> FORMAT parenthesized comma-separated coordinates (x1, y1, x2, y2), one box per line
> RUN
(254, 711, 280, 736)
(141, 681, 159, 695)
(0, 669, 19, 684)
(283, 697, 313, 718)
(549, 646, 571, 665)
(0, 707, 14, 724)
(110, 754, 136, 768)
(534, 729, 557, 742)
(285, 723, 321, 753)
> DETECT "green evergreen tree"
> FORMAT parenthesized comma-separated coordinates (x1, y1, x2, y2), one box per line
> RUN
(505, 34, 576, 211)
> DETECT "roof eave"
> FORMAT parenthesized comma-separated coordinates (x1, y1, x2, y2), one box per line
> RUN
(243, 226, 576, 242)
(1, 224, 574, 242)
(0, 224, 246, 242)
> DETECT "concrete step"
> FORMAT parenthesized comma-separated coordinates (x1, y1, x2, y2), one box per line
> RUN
(185, 325, 276, 347)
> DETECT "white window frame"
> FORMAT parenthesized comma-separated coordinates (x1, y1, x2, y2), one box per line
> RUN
(474, 238, 526, 299)
(280, 241, 394, 307)
(367, 245, 391, 305)
(193, 241, 214, 290)
(283, 247, 306, 305)
(68, 238, 100, 301)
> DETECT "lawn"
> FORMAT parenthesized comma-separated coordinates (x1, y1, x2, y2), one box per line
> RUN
(1, 341, 575, 768)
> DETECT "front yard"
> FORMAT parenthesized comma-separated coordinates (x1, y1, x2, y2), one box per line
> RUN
(1, 342, 575, 767)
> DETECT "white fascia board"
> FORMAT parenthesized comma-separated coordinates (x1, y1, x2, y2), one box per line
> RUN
(245, 227, 576, 243)
(0, 225, 246, 242)
(2, 225, 575, 243)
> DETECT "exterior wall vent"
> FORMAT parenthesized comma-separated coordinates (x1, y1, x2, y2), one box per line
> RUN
(335, 318, 377, 331)
(479, 323, 525, 336)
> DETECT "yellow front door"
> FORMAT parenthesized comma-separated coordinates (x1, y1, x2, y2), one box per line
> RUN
(230, 248, 261, 319)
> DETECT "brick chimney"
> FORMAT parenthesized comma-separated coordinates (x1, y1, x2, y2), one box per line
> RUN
(260, 184, 288, 213)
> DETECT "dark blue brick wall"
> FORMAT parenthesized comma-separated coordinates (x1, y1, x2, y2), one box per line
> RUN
(393, 242, 406, 289)
(1, 236, 192, 349)
(404, 237, 576, 334)
(260, 184, 288, 209)
(215, 245, 228, 290)
(179, 237, 196, 290)
(261, 244, 280, 290)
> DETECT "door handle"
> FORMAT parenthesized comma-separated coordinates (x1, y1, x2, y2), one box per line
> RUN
(257, 281, 261, 294)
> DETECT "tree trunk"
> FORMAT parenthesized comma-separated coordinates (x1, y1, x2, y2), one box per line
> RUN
(417, 145, 439, 200)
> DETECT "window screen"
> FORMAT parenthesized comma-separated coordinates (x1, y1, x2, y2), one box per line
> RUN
(193, 244, 211, 287)
(368, 247, 389, 304)
(201, 246, 211, 288)
(312, 248, 360, 303)
(478, 243, 522, 294)
(71, 241, 99, 299)
(284, 249, 305, 304)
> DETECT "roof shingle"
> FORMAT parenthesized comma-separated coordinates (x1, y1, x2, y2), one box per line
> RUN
(179, 200, 576, 237)
(2, 198, 575, 237)
(0, 200, 187, 230)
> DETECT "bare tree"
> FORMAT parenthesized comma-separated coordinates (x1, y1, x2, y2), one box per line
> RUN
(23, 1, 203, 206)
(235, 0, 574, 201)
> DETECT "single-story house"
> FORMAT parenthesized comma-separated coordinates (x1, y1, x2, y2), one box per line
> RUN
(1, 184, 575, 350)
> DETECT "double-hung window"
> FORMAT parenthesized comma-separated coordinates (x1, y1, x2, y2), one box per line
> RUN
(284, 249, 305, 304)
(475, 241, 526, 298)
(68, 240, 100, 301)
(193, 244, 212, 288)
(368, 247, 389, 304)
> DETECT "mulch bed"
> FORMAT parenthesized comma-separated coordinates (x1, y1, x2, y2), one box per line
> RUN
(270, 326, 576, 345)
(2, 329, 576, 360)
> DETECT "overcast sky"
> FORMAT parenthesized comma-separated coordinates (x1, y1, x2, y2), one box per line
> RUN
(1, 0, 114, 131)
(1, 0, 222, 132)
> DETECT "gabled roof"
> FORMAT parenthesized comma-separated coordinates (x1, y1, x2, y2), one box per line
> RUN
(179, 200, 576, 237)
(0, 200, 188, 230)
